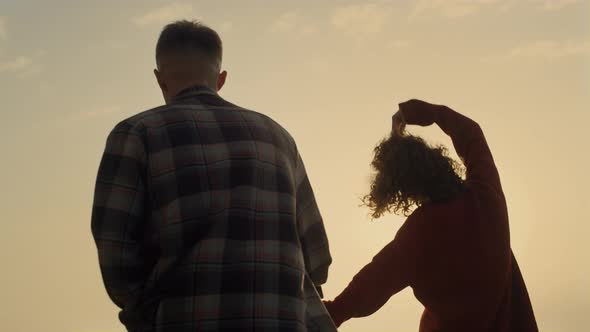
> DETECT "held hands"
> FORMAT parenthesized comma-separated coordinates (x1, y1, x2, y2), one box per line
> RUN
(322, 300, 344, 327)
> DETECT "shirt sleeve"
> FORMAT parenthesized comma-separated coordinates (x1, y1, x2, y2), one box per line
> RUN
(91, 121, 155, 310)
(402, 105, 503, 196)
(325, 216, 421, 327)
(295, 150, 332, 297)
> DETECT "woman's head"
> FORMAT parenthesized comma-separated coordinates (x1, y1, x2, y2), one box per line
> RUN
(363, 133, 465, 218)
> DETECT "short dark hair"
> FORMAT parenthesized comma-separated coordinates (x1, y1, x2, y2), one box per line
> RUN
(155, 20, 222, 68)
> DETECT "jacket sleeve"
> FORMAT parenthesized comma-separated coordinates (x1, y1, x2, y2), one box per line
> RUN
(324, 215, 421, 327)
(295, 151, 332, 297)
(510, 251, 539, 331)
(91, 121, 155, 311)
(402, 105, 503, 196)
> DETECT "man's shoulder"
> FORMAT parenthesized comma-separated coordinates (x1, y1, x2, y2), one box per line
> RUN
(107, 104, 169, 135)
(120, 103, 193, 126)
(111, 102, 215, 132)
(111, 101, 296, 145)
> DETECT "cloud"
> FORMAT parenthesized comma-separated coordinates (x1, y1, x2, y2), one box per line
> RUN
(387, 40, 411, 50)
(537, 0, 583, 10)
(411, 0, 583, 18)
(105, 40, 125, 50)
(0, 50, 45, 77)
(411, 0, 502, 18)
(63, 106, 123, 123)
(330, 3, 392, 46)
(271, 12, 299, 33)
(482, 39, 590, 62)
(219, 21, 233, 32)
(133, 3, 196, 28)
(331, 4, 391, 36)
(0, 16, 7, 40)
(270, 11, 316, 36)
(0, 56, 32, 73)
(83, 106, 123, 118)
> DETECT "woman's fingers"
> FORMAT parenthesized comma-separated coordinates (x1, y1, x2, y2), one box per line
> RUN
(392, 111, 406, 136)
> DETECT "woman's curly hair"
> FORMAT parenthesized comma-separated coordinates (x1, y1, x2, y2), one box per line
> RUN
(363, 133, 466, 218)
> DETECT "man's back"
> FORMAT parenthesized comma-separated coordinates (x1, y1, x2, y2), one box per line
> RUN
(91, 86, 335, 331)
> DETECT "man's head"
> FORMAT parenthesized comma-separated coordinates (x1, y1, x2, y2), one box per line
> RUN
(363, 133, 466, 218)
(154, 20, 227, 103)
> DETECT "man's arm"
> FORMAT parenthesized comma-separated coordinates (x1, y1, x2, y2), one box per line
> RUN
(399, 99, 503, 195)
(295, 151, 332, 297)
(91, 121, 154, 311)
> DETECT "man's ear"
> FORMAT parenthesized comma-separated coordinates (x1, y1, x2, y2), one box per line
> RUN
(154, 69, 168, 92)
(217, 70, 227, 91)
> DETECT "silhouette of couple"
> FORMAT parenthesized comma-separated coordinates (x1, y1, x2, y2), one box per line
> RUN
(91, 21, 538, 332)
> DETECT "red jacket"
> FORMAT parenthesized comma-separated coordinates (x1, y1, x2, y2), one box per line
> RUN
(325, 105, 538, 331)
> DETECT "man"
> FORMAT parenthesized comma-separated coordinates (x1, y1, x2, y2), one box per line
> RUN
(91, 20, 335, 332)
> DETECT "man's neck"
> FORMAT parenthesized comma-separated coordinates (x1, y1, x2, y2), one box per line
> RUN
(177, 84, 214, 96)
(173, 80, 215, 95)
(166, 83, 217, 104)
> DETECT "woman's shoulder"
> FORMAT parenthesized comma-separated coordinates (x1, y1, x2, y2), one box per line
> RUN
(403, 192, 473, 231)
(418, 191, 470, 216)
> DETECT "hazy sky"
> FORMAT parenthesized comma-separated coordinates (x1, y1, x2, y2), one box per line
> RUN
(1, 1, 588, 331)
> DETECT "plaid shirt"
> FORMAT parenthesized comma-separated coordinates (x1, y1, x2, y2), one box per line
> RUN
(91, 86, 335, 332)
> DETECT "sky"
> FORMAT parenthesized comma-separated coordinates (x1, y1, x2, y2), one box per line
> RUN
(0, 0, 588, 331)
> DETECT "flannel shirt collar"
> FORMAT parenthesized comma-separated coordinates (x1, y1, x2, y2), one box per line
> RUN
(172, 84, 217, 102)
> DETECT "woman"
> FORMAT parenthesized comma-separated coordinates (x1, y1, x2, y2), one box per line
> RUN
(324, 99, 537, 331)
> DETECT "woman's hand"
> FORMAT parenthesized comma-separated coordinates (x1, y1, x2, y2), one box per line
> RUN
(397, 99, 445, 127)
(391, 110, 406, 136)
(399, 99, 440, 112)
